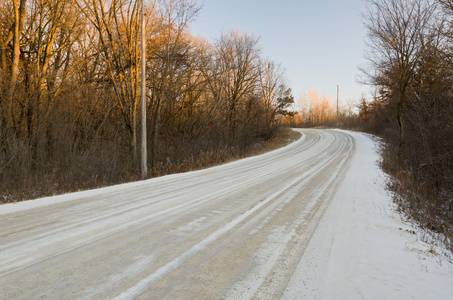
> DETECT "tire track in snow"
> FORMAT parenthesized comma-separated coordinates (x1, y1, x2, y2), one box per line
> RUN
(0, 129, 357, 300)
(133, 131, 354, 299)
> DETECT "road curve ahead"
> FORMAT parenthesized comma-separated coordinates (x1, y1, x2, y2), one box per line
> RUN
(1, 129, 356, 299)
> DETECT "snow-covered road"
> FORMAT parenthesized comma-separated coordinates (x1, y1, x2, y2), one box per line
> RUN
(1, 129, 452, 299)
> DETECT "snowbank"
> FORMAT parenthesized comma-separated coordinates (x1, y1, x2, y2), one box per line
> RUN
(283, 130, 453, 299)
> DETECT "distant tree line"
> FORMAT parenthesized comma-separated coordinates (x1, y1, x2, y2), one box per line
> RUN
(0, 0, 295, 201)
(279, 87, 360, 128)
(361, 0, 453, 247)
(295, 88, 340, 127)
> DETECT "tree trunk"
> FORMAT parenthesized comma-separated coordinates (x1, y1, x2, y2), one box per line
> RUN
(7, 0, 27, 115)
(397, 90, 405, 166)
(151, 97, 161, 176)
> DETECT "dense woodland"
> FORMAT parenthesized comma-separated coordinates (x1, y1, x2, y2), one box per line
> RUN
(0, 0, 295, 201)
(359, 0, 453, 248)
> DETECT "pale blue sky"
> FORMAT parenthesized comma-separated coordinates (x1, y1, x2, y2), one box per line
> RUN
(190, 0, 369, 106)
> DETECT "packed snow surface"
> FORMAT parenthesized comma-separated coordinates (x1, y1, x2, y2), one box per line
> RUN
(283, 130, 453, 299)
(1, 129, 452, 299)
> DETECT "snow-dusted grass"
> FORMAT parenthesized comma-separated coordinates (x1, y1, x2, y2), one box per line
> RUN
(283, 130, 453, 299)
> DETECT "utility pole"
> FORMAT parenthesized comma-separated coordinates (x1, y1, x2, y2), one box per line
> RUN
(336, 85, 339, 128)
(141, 0, 147, 180)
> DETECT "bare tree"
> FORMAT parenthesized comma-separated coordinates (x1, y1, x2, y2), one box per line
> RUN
(0, 0, 26, 131)
(363, 0, 436, 164)
(8, 0, 26, 101)
(147, 0, 200, 174)
(258, 60, 284, 131)
(78, 0, 157, 167)
(214, 31, 261, 143)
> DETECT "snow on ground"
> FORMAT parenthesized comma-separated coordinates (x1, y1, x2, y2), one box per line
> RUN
(1, 129, 452, 299)
(283, 130, 453, 299)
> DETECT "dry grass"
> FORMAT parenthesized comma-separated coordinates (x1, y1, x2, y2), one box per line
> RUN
(246, 127, 301, 156)
(1, 127, 301, 204)
(380, 145, 453, 253)
(150, 127, 301, 177)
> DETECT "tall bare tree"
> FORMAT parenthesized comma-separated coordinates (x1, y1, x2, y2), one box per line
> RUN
(363, 0, 436, 164)
(7, 0, 26, 101)
(78, 0, 156, 167)
(148, 0, 200, 174)
(258, 60, 294, 131)
(214, 31, 261, 143)
(0, 0, 26, 132)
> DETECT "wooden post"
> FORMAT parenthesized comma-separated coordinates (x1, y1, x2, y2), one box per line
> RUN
(141, 0, 147, 179)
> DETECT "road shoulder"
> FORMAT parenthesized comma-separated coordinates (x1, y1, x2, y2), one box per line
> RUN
(283, 130, 453, 299)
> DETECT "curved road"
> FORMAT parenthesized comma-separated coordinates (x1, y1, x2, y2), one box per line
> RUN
(1, 129, 356, 299)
